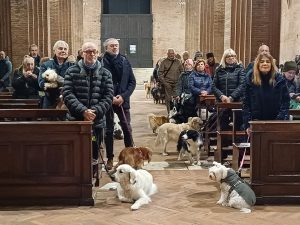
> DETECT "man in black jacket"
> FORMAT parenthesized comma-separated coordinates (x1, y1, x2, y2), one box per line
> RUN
(63, 42, 114, 162)
(101, 38, 136, 170)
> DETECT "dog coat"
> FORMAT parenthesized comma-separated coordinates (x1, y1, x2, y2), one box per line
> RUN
(221, 169, 256, 206)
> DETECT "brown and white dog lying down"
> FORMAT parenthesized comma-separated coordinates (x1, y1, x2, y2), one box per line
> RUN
(155, 117, 202, 155)
(114, 146, 153, 170)
(148, 113, 169, 133)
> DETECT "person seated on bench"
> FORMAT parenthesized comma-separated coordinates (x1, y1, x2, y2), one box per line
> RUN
(12, 55, 41, 99)
(243, 52, 290, 136)
(62, 42, 113, 171)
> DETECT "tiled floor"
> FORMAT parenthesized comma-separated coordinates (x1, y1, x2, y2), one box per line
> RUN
(0, 85, 299, 225)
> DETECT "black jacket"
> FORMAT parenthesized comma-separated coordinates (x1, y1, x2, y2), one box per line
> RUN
(102, 53, 136, 109)
(242, 72, 290, 129)
(63, 60, 114, 128)
(12, 66, 40, 99)
(212, 63, 245, 101)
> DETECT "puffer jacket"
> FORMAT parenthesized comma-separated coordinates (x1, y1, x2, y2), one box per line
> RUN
(175, 70, 192, 96)
(212, 63, 245, 101)
(242, 72, 290, 129)
(63, 60, 114, 128)
(189, 71, 212, 96)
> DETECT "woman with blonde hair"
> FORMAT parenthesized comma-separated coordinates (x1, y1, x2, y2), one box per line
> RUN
(243, 52, 290, 135)
(212, 48, 245, 131)
(12, 55, 40, 99)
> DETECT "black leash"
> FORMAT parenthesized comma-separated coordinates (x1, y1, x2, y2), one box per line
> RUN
(120, 105, 136, 147)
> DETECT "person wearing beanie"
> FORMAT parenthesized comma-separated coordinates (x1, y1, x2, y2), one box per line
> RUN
(193, 51, 203, 61)
(282, 60, 300, 104)
(205, 52, 219, 78)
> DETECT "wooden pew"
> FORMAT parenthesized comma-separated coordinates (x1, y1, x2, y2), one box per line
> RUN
(0, 102, 39, 109)
(0, 121, 94, 206)
(250, 121, 300, 204)
(0, 94, 13, 99)
(0, 109, 67, 121)
(198, 95, 216, 157)
(215, 102, 244, 163)
(0, 99, 40, 104)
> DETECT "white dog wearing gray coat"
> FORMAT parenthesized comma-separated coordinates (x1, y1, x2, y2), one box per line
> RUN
(114, 164, 157, 210)
(208, 161, 256, 213)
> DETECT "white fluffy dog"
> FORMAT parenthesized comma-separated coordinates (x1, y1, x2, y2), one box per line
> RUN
(155, 117, 202, 155)
(41, 69, 64, 90)
(114, 164, 157, 210)
(208, 162, 256, 213)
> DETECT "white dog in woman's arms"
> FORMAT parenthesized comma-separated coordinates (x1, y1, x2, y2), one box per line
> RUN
(155, 117, 202, 156)
(114, 164, 157, 210)
(208, 162, 256, 213)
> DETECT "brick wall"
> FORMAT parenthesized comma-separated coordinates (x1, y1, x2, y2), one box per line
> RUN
(185, 0, 225, 62)
(0, 0, 12, 59)
(280, 0, 300, 64)
(10, 0, 48, 69)
(152, 0, 186, 65)
(83, 0, 101, 50)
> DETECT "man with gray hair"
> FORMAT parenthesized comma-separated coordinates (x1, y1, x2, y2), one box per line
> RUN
(38, 40, 74, 108)
(101, 38, 136, 170)
(158, 48, 183, 113)
(63, 41, 114, 167)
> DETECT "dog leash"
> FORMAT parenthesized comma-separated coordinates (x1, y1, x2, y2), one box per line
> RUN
(92, 129, 115, 181)
(120, 105, 136, 147)
(237, 134, 250, 174)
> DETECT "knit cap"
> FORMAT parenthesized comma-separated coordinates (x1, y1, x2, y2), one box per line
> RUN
(283, 61, 297, 72)
(206, 52, 214, 59)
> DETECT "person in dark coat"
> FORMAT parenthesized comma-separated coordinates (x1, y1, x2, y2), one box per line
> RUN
(12, 55, 40, 99)
(29, 44, 41, 68)
(38, 40, 74, 108)
(63, 42, 114, 161)
(205, 52, 219, 79)
(282, 61, 300, 103)
(243, 52, 290, 135)
(0, 51, 12, 91)
(171, 58, 196, 123)
(212, 48, 245, 130)
(101, 38, 136, 170)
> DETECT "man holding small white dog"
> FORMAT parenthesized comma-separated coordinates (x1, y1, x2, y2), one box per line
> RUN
(39, 40, 74, 108)
(63, 42, 114, 165)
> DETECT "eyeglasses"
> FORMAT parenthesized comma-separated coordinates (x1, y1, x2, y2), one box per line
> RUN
(226, 54, 236, 58)
(84, 50, 98, 55)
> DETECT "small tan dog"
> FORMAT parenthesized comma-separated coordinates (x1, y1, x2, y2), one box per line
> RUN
(144, 81, 152, 99)
(114, 147, 152, 170)
(42, 69, 64, 90)
(148, 113, 169, 133)
(155, 117, 202, 155)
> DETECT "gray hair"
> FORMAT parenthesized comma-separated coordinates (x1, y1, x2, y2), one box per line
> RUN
(219, 48, 237, 68)
(103, 38, 119, 49)
(53, 40, 69, 51)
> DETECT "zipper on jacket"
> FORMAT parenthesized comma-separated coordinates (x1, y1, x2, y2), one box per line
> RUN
(87, 70, 92, 108)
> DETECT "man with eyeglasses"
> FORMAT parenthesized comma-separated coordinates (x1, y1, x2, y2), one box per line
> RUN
(100, 38, 136, 170)
(38, 40, 74, 108)
(63, 42, 114, 168)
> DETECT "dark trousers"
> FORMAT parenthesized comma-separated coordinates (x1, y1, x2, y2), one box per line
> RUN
(104, 105, 134, 160)
(93, 127, 103, 160)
